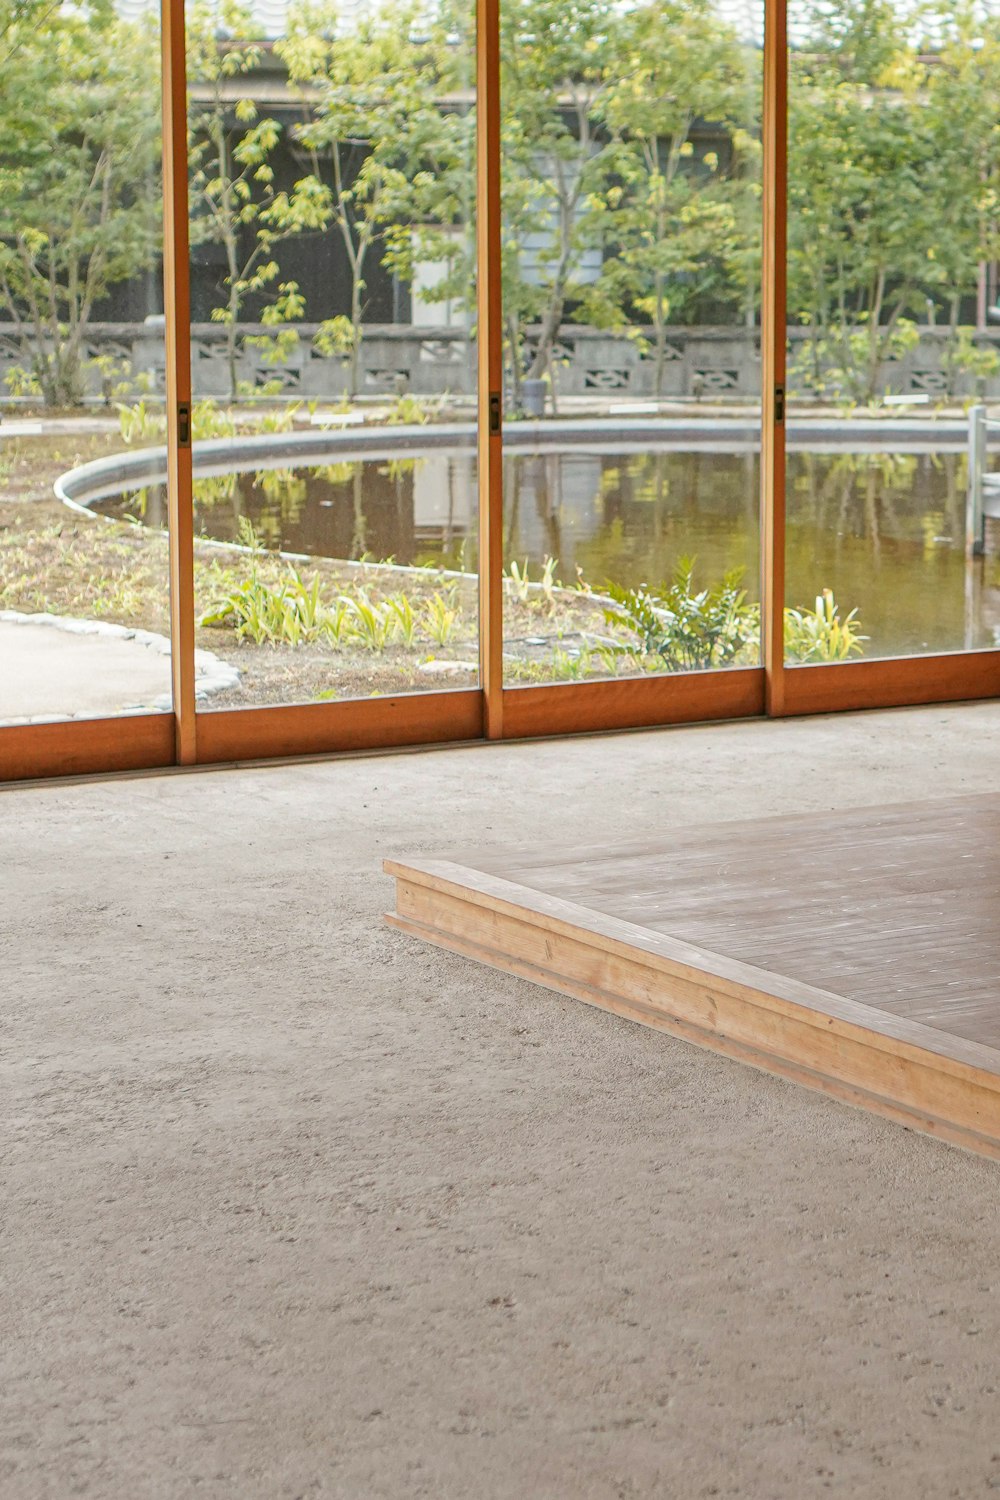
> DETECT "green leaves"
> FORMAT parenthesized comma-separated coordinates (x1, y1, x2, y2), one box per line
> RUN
(787, 0, 1000, 402)
(602, 558, 755, 672)
(601, 560, 866, 671)
(497, 0, 761, 387)
(0, 1, 161, 403)
(199, 534, 465, 655)
(275, 0, 474, 392)
(187, 0, 326, 396)
(784, 589, 867, 663)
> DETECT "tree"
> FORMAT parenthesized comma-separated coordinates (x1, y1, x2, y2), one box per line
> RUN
(0, 0, 161, 406)
(278, 1, 469, 396)
(585, 0, 760, 395)
(786, 0, 988, 402)
(187, 0, 329, 400)
(921, 1, 1000, 391)
(0, 0, 50, 67)
(499, 0, 622, 392)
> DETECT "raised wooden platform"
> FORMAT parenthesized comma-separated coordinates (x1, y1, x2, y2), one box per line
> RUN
(385, 795, 1000, 1158)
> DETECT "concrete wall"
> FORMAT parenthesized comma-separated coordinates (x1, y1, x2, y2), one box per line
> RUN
(3, 321, 998, 405)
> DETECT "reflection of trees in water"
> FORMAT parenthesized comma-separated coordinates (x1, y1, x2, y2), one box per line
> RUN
(497, 446, 978, 654)
(503, 454, 565, 564)
(502, 454, 519, 559)
(444, 460, 456, 553)
(571, 450, 759, 590)
(351, 465, 367, 559)
(786, 450, 981, 655)
(788, 451, 969, 553)
(499, 447, 764, 588)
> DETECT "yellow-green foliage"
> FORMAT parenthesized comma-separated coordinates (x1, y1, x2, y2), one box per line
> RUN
(784, 589, 866, 663)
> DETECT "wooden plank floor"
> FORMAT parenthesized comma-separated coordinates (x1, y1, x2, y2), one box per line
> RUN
(385, 794, 1000, 1158)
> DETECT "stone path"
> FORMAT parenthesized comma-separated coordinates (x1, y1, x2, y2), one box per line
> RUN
(0, 614, 238, 723)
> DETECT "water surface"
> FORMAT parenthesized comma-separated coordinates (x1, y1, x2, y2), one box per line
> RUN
(105, 445, 995, 659)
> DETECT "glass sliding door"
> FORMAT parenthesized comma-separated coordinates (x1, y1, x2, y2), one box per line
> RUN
(0, 0, 170, 730)
(784, 0, 1000, 669)
(8, 0, 1000, 780)
(154, 0, 481, 718)
(498, 0, 764, 696)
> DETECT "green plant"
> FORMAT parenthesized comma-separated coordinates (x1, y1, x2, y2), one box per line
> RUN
(318, 597, 353, 645)
(602, 557, 755, 671)
(313, 315, 358, 366)
(385, 393, 431, 426)
(344, 592, 395, 651)
(258, 403, 302, 433)
(199, 520, 345, 646)
(385, 591, 416, 644)
(3, 365, 42, 399)
(186, 0, 328, 399)
(503, 555, 561, 610)
(542, 556, 561, 607)
(423, 589, 460, 646)
(503, 558, 532, 603)
(506, 645, 591, 683)
(118, 394, 241, 446)
(118, 398, 165, 445)
(287, 568, 324, 633)
(191, 398, 240, 440)
(545, 644, 592, 680)
(90, 354, 150, 405)
(0, 2, 161, 405)
(278, 5, 468, 398)
(200, 572, 283, 644)
(383, 591, 413, 645)
(784, 588, 866, 662)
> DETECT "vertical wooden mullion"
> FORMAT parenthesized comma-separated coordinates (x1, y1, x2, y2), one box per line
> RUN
(477, 0, 504, 738)
(161, 0, 197, 763)
(761, 0, 788, 716)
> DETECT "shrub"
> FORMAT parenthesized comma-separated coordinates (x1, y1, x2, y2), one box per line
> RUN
(602, 557, 755, 671)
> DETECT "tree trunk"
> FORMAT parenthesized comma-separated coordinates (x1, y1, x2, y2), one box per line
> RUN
(349, 276, 363, 397)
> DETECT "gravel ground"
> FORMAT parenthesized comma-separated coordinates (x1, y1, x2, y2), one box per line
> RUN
(3, 704, 1000, 1499)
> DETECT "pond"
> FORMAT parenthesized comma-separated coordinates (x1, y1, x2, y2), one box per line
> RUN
(102, 444, 996, 661)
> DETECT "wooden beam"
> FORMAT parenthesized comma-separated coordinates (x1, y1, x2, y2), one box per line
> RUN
(476, 0, 504, 739)
(783, 651, 1000, 716)
(761, 0, 788, 716)
(194, 690, 483, 764)
(161, 0, 196, 764)
(501, 669, 764, 741)
(0, 715, 174, 783)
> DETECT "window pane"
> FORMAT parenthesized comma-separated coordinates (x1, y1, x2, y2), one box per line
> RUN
(0, 1, 169, 728)
(500, 0, 763, 688)
(785, 0, 1000, 664)
(175, 0, 479, 713)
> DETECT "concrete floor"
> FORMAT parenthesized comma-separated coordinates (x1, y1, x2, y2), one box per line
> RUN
(4, 704, 1000, 1500)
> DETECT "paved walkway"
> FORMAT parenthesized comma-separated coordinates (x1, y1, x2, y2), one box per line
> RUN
(0, 615, 239, 723)
(0, 620, 170, 722)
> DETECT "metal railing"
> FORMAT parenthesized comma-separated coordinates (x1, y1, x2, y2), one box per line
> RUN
(966, 404, 1000, 554)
